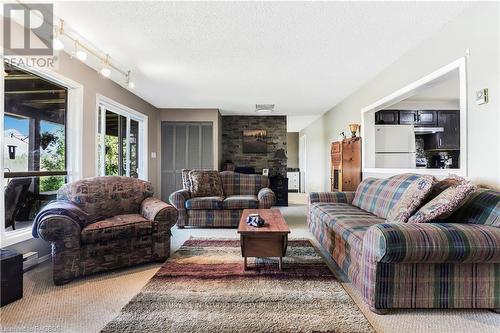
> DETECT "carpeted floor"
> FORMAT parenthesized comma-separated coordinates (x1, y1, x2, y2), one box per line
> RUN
(100, 238, 374, 333)
(1, 194, 499, 332)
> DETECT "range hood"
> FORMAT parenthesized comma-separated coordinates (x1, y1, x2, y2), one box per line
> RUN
(414, 127, 444, 135)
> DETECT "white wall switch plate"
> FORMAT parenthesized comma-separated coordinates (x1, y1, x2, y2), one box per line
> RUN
(476, 88, 488, 105)
(151, 152, 157, 158)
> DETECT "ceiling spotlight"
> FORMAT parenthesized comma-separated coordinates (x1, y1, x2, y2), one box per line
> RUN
(100, 67, 111, 77)
(126, 71, 135, 89)
(73, 41, 87, 61)
(76, 50, 87, 61)
(53, 19, 64, 51)
(100, 55, 111, 77)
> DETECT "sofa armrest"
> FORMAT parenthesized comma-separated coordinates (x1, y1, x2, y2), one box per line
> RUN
(36, 215, 81, 244)
(169, 189, 190, 210)
(258, 187, 276, 208)
(363, 223, 500, 264)
(141, 197, 178, 231)
(308, 191, 355, 204)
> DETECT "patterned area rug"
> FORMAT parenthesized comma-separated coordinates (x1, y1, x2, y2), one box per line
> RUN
(100, 239, 374, 333)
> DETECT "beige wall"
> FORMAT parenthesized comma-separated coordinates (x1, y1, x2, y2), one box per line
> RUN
(3, 50, 160, 255)
(301, 2, 500, 191)
(287, 132, 299, 169)
(156, 109, 222, 183)
(53, 52, 161, 193)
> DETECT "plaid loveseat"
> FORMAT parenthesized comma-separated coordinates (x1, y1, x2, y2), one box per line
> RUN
(169, 171, 276, 227)
(308, 174, 500, 314)
(33, 176, 177, 285)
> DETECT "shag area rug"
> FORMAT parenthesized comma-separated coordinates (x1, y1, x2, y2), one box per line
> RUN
(100, 239, 374, 333)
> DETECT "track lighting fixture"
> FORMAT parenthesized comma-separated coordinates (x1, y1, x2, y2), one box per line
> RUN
(53, 19, 64, 51)
(50, 16, 133, 85)
(126, 71, 135, 89)
(74, 41, 87, 61)
(100, 55, 111, 77)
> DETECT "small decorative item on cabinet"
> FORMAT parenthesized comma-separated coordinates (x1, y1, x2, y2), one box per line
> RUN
(348, 124, 360, 138)
(269, 176, 288, 206)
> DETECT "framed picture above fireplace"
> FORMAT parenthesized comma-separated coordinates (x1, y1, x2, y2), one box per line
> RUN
(242, 130, 267, 153)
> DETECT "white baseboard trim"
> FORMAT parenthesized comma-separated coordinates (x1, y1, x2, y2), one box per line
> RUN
(38, 254, 51, 264)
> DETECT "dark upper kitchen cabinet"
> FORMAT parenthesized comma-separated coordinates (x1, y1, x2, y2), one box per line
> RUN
(424, 110, 460, 150)
(375, 110, 399, 124)
(418, 111, 438, 126)
(399, 110, 437, 126)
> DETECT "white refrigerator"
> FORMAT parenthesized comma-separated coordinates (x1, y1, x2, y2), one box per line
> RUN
(375, 125, 416, 168)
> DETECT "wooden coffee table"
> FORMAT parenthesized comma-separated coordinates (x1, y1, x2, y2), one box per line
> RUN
(238, 209, 290, 270)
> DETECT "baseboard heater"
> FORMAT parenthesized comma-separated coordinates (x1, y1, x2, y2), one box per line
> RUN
(14, 252, 51, 272)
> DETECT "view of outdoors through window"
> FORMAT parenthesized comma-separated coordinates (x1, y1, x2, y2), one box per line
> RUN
(97, 105, 141, 178)
(3, 62, 68, 232)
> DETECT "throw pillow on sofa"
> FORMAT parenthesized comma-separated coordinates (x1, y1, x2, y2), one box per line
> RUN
(352, 173, 435, 219)
(181, 169, 191, 190)
(408, 174, 476, 223)
(386, 175, 436, 223)
(188, 170, 224, 198)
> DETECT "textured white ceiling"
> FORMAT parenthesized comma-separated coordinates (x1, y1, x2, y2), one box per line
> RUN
(53, 1, 469, 126)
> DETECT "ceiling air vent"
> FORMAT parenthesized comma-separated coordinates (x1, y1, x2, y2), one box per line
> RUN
(255, 104, 275, 114)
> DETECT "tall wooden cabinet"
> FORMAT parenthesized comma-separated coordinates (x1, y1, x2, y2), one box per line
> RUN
(330, 137, 362, 192)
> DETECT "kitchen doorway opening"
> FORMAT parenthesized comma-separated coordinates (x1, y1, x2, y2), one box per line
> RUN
(361, 57, 467, 178)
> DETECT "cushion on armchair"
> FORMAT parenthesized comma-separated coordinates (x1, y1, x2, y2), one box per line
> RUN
(188, 170, 224, 197)
(57, 176, 154, 220)
(80, 214, 152, 244)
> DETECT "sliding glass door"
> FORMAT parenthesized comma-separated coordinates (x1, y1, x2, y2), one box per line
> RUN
(97, 100, 146, 179)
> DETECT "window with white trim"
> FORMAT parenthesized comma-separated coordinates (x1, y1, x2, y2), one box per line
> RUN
(3, 63, 68, 233)
(97, 97, 147, 179)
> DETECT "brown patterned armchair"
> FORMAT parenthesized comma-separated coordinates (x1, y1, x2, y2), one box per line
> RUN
(33, 176, 177, 285)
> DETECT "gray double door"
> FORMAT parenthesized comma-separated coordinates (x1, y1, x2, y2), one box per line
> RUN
(161, 122, 213, 202)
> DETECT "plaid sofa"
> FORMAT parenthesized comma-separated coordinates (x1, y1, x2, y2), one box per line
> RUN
(308, 174, 500, 314)
(33, 176, 177, 285)
(169, 171, 276, 227)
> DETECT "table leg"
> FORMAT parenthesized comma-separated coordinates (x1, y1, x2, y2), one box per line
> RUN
(244, 257, 248, 270)
(279, 257, 283, 271)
